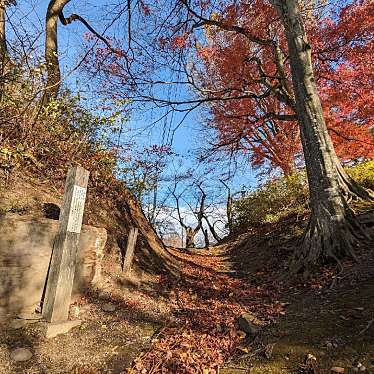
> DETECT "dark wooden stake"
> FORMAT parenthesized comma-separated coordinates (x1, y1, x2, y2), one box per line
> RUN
(42, 166, 89, 322)
(123, 227, 138, 273)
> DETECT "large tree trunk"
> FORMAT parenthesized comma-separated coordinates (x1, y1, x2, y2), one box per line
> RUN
(42, 0, 70, 105)
(272, 0, 373, 272)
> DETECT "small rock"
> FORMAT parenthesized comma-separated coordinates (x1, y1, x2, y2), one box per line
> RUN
(9, 319, 27, 330)
(46, 320, 81, 339)
(331, 367, 345, 373)
(17, 313, 43, 320)
(307, 354, 317, 361)
(217, 324, 224, 333)
(237, 313, 259, 335)
(10, 348, 32, 362)
(98, 291, 109, 299)
(357, 362, 366, 371)
(102, 303, 116, 312)
(71, 306, 80, 318)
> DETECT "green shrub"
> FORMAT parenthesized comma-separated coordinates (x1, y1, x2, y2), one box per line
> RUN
(346, 160, 374, 191)
(233, 173, 309, 229)
(0, 83, 120, 188)
(233, 160, 374, 230)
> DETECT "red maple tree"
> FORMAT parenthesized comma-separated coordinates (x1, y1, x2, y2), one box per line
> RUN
(316, 0, 374, 161)
(198, 0, 373, 175)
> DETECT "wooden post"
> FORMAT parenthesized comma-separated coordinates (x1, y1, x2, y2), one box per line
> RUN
(123, 227, 138, 273)
(42, 166, 89, 322)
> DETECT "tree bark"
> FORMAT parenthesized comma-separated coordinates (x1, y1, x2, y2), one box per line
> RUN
(0, 2, 8, 100)
(185, 227, 196, 248)
(173, 185, 206, 248)
(272, 0, 373, 272)
(203, 215, 221, 243)
(203, 228, 210, 248)
(43, 0, 70, 105)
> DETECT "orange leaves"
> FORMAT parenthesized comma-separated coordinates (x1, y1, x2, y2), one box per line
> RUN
(196, 46, 216, 62)
(315, 0, 374, 161)
(130, 251, 279, 373)
(170, 34, 190, 50)
(197, 0, 373, 173)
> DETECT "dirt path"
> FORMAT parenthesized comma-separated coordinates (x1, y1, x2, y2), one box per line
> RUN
(0, 255, 172, 374)
(1, 235, 373, 373)
(166, 237, 374, 373)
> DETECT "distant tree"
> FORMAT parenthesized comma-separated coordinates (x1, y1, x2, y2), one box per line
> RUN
(120, 144, 174, 225)
(219, 180, 234, 235)
(173, 183, 206, 248)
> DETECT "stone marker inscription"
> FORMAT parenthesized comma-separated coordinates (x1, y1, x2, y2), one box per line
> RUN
(67, 185, 87, 234)
(43, 166, 90, 323)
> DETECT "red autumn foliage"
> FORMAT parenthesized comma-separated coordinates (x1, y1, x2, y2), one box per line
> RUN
(316, 0, 374, 161)
(170, 33, 190, 50)
(198, 0, 374, 175)
(85, 0, 373, 175)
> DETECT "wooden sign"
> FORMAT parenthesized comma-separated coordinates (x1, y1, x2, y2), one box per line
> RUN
(123, 227, 138, 273)
(42, 166, 89, 322)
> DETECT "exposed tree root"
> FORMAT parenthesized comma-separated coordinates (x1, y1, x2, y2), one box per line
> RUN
(290, 203, 370, 275)
(336, 163, 374, 202)
(289, 163, 374, 275)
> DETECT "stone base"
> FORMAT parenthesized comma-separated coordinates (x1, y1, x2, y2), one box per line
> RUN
(46, 320, 82, 339)
(0, 214, 107, 315)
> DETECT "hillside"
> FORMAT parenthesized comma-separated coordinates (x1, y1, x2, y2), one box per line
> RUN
(1, 0, 374, 371)
(1, 161, 374, 373)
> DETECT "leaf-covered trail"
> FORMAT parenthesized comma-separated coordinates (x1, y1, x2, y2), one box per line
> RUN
(130, 245, 285, 373)
(130, 233, 374, 374)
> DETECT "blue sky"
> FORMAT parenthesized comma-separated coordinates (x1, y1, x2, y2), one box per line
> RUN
(9, 1, 265, 194)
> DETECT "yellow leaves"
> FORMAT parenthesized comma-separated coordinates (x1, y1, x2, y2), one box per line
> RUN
(347, 160, 374, 190)
(237, 330, 247, 339)
(210, 12, 220, 21)
(237, 345, 250, 354)
(0, 145, 40, 172)
(0, 147, 11, 156)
